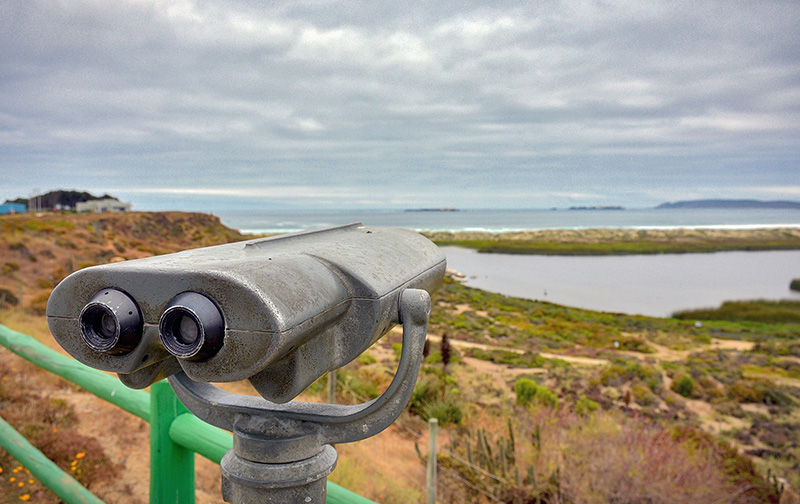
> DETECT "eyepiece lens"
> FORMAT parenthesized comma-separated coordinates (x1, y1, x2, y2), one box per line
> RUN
(175, 315, 200, 344)
(98, 312, 117, 339)
(160, 292, 224, 361)
(80, 289, 142, 355)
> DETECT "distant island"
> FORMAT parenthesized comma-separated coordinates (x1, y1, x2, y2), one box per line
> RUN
(657, 199, 800, 210)
(405, 207, 459, 212)
(568, 205, 625, 211)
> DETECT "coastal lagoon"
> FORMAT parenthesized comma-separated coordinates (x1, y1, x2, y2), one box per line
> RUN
(441, 247, 800, 317)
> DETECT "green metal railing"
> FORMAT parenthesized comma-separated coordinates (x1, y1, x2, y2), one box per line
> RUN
(0, 323, 376, 504)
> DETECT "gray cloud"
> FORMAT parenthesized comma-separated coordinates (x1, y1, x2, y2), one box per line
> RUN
(2, 0, 799, 209)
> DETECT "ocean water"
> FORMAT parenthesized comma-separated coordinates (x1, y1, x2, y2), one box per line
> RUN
(217, 207, 800, 234)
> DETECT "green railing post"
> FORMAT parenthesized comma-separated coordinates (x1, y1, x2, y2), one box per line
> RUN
(150, 381, 195, 504)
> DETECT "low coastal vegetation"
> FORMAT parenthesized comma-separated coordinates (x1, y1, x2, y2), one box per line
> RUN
(674, 300, 800, 324)
(426, 227, 800, 255)
(1, 211, 799, 503)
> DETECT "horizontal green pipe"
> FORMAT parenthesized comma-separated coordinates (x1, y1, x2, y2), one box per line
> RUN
(169, 413, 232, 464)
(0, 324, 377, 503)
(326, 482, 379, 504)
(0, 324, 150, 421)
(0, 414, 105, 504)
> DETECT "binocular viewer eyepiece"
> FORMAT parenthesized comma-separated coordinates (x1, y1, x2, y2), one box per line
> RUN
(79, 289, 226, 361)
(48, 223, 446, 403)
(79, 288, 142, 355)
(158, 291, 225, 361)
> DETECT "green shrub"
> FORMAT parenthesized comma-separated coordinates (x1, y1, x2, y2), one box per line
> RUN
(29, 291, 51, 315)
(408, 373, 463, 427)
(0, 288, 19, 307)
(425, 350, 443, 364)
(575, 395, 600, 416)
(671, 375, 695, 398)
(791, 279, 800, 292)
(409, 376, 443, 417)
(55, 237, 78, 249)
(357, 353, 377, 365)
(713, 401, 745, 418)
(631, 384, 658, 406)
(725, 379, 792, 406)
(619, 339, 656, 353)
(599, 361, 661, 389)
(514, 378, 558, 408)
(515, 378, 538, 405)
(340, 371, 379, 401)
(470, 348, 545, 368)
(673, 299, 800, 323)
(2, 262, 20, 275)
(727, 380, 764, 403)
(420, 397, 464, 427)
(36, 277, 54, 289)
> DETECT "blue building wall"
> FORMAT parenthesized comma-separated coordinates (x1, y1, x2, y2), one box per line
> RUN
(0, 203, 27, 215)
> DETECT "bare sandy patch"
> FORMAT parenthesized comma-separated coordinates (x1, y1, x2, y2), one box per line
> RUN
(451, 303, 489, 318)
(710, 338, 755, 352)
(539, 352, 608, 366)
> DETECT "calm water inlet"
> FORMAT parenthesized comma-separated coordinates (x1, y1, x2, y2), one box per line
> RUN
(440, 247, 800, 317)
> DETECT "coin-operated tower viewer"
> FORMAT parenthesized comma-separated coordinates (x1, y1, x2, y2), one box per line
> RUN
(48, 223, 446, 503)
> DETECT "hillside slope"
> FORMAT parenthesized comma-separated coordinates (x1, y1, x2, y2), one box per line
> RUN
(0, 211, 247, 312)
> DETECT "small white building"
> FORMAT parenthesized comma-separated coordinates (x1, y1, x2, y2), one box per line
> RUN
(76, 199, 132, 213)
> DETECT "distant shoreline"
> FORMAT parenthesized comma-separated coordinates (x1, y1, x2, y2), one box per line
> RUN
(236, 223, 800, 236)
(424, 227, 800, 255)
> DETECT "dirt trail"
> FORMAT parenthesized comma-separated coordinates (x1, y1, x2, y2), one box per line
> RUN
(619, 338, 755, 363)
(539, 352, 608, 366)
(426, 330, 609, 366)
(741, 372, 800, 389)
(424, 331, 525, 355)
(710, 338, 755, 352)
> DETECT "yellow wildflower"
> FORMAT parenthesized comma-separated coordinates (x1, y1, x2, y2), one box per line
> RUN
(19, 495, 31, 502)
(75, 452, 86, 459)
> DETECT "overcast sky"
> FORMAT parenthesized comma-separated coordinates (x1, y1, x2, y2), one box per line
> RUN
(2, 0, 799, 210)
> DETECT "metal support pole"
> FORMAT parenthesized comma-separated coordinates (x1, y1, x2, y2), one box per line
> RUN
(427, 418, 438, 504)
(328, 369, 336, 404)
(150, 381, 196, 504)
(221, 440, 336, 504)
